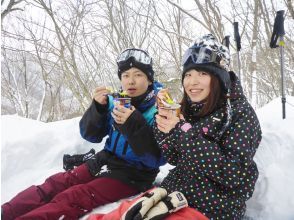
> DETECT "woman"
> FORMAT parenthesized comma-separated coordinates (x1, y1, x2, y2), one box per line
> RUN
(153, 34, 262, 219)
(1, 48, 165, 220)
(88, 34, 262, 220)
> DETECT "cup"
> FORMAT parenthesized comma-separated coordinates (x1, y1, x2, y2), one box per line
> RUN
(114, 97, 131, 108)
(160, 103, 181, 117)
(156, 91, 181, 117)
(172, 104, 181, 117)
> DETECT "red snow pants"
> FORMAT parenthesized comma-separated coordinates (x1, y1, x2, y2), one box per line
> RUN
(87, 190, 209, 220)
(1, 164, 139, 220)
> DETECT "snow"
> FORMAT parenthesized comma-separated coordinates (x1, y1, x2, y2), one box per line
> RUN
(1, 96, 294, 220)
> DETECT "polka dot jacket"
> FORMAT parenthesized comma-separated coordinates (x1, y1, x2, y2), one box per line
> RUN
(154, 72, 262, 219)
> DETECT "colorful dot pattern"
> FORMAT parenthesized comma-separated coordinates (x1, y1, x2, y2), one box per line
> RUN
(154, 76, 262, 219)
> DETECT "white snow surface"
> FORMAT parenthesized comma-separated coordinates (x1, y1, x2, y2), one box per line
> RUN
(1, 96, 294, 220)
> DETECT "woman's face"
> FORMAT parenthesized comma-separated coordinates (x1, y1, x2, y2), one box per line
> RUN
(121, 67, 151, 97)
(183, 69, 211, 103)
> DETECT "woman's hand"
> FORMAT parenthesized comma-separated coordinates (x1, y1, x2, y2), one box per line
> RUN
(111, 103, 135, 124)
(156, 108, 180, 133)
(93, 86, 109, 105)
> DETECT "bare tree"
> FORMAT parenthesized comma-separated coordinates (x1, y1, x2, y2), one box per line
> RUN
(166, 0, 226, 41)
(22, 17, 62, 121)
(148, 0, 193, 100)
(1, 0, 24, 22)
(1, 48, 40, 118)
(32, 0, 94, 111)
(285, 0, 294, 19)
(1, 0, 293, 121)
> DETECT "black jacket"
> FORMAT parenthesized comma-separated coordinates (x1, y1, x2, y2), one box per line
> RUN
(80, 94, 165, 191)
(154, 72, 262, 219)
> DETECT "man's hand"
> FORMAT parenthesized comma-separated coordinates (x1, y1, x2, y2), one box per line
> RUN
(63, 149, 95, 171)
(111, 103, 135, 124)
(93, 86, 110, 105)
(86, 150, 110, 177)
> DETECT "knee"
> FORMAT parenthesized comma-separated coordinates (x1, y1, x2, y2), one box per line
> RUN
(51, 184, 95, 210)
(40, 172, 68, 197)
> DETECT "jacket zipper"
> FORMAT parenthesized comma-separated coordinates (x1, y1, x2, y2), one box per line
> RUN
(122, 141, 128, 155)
(112, 133, 120, 154)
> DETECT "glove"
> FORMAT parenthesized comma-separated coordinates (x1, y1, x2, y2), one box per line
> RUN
(142, 191, 188, 220)
(85, 150, 110, 176)
(122, 187, 168, 220)
(63, 148, 95, 171)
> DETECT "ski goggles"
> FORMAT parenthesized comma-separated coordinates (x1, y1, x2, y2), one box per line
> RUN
(181, 46, 222, 67)
(117, 48, 152, 65)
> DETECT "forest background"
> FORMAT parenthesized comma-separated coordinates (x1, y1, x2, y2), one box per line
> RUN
(1, 0, 294, 122)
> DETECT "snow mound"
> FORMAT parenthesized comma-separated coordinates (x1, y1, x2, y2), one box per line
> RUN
(1, 97, 294, 220)
(245, 96, 294, 219)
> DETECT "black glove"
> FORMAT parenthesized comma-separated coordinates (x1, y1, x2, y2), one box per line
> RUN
(85, 150, 110, 176)
(122, 189, 188, 220)
(63, 148, 95, 171)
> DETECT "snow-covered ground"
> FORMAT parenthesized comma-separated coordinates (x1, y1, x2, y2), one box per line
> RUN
(1, 97, 294, 219)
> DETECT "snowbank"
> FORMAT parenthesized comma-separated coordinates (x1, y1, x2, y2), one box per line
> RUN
(1, 97, 294, 220)
(245, 97, 294, 219)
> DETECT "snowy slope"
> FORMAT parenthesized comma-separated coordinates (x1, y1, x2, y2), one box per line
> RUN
(245, 97, 294, 220)
(1, 97, 294, 220)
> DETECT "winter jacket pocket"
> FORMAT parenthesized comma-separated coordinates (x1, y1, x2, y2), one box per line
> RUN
(200, 114, 226, 142)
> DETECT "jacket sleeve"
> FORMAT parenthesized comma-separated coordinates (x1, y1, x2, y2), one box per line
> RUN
(153, 122, 179, 166)
(116, 110, 162, 159)
(162, 106, 261, 188)
(79, 100, 111, 143)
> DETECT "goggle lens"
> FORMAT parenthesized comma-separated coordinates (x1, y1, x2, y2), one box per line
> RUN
(117, 48, 152, 65)
(181, 46, 221, 66)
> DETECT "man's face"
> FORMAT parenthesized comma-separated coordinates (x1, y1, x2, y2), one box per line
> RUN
(121, 67, 151, 97)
